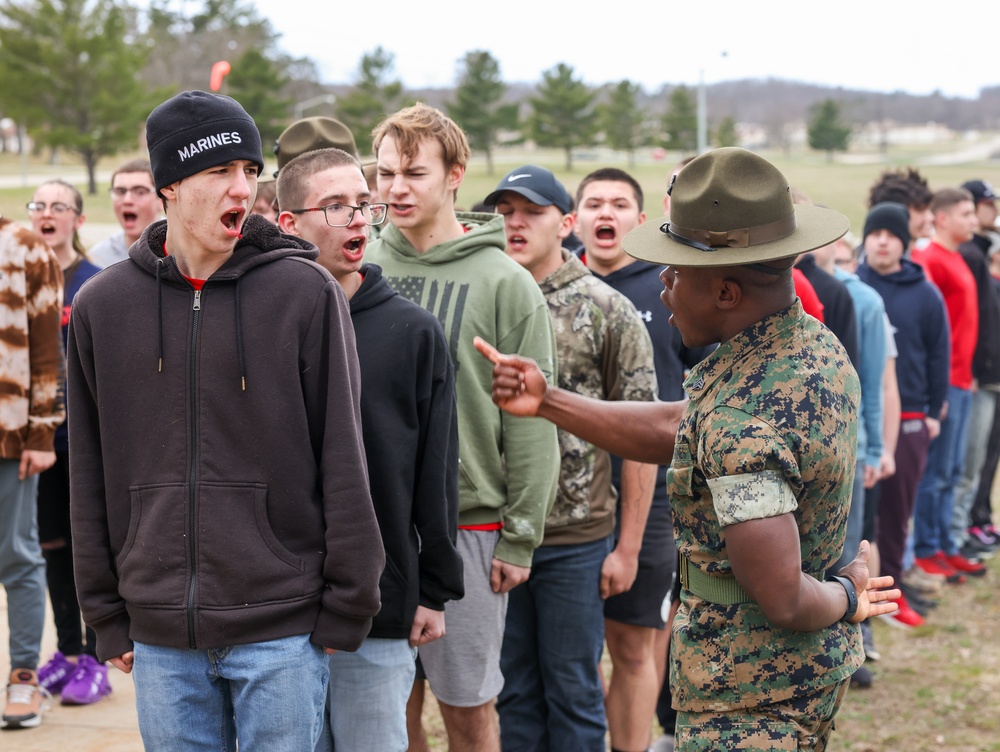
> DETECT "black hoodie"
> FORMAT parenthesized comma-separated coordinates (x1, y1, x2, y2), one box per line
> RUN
(857, 258, 950, 419)
(68, 215, 384, 661)
(350, 264, 463, 638)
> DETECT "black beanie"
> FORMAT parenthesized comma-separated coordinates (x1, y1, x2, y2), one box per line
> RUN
(146, 91, 264, 196)
(864, 202, 911, 249)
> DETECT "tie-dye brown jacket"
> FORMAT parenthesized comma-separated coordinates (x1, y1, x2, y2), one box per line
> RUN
(0, 217, 64, 458)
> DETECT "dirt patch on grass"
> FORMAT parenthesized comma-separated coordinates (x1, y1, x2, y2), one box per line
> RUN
(830, 555, 1000, 751)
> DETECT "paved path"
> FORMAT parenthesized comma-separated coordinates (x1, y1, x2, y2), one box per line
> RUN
(1, 589, 142, 750)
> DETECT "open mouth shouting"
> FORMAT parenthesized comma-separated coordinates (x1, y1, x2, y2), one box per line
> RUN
(221, 208, 245, 238)
(595, 224, 618, 245)
(343, 234, 367, 263)
(38, 220, 57, 238)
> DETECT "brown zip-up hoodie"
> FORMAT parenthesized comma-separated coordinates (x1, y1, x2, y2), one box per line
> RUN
(0, 217, 64, 458)
(68, 215, 384, 662)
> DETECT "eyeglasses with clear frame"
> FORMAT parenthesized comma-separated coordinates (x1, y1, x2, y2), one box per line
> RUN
(287, 202, 388, 228)
(109, 186, 153, 199)
(26, 202, 78, 215)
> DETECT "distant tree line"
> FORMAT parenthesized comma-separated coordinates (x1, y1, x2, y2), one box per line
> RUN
(0, 0, 996, 193)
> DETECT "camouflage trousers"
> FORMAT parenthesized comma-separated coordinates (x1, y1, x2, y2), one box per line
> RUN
(674, 679, 849, 751)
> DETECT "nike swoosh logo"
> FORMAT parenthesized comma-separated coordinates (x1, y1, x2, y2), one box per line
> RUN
(507, 174, 533, 182)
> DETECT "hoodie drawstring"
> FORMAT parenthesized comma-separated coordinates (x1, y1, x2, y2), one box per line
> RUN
(235, 277, 246, 391)
(156, 258, 164, 372)
(155, 253, 247, 391)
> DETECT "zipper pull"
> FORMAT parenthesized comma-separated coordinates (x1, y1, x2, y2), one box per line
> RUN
(193, 290, 202, 311)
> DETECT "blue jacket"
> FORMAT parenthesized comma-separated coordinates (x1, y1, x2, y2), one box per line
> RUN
(857, 259, 950, 420)
(835, 268, 887, 469)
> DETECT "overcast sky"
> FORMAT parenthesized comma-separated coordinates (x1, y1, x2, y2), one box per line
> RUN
(251, 0, 997, 98)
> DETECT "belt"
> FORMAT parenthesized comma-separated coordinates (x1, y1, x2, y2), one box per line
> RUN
(678, 556, 752, 605)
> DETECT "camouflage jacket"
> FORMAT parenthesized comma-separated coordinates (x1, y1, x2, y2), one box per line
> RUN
(0, 217, 64, 459)
(540, 252, 656, 545)
(666, 299, 863, 712)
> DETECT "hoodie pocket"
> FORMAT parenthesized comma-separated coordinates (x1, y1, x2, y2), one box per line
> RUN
(377, 551, 416, 631)
(117, 482, 190, 607)
(457, 457, 479, 506)
(195, 482, 306, 607)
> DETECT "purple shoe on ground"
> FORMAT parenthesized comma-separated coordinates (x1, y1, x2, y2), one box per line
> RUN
(37, 652, 76, 696)
(60, 655, 112, 706)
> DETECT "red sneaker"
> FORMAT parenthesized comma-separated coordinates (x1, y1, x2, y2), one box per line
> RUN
(916, 552, 965, 584)
(878, 593, 924, 628)
(944, 552, 987, 578)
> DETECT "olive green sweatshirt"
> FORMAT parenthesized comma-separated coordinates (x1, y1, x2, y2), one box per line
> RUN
(367, 213, 559, 567)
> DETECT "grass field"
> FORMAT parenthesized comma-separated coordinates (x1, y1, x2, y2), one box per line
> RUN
(3, 138, 1000, 239)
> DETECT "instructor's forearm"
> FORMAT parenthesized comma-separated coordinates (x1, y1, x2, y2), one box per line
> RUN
(536, 391, 685, 464)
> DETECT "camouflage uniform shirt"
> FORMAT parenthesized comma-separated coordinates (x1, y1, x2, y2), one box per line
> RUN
(540, 251, 657, 545)
(666, 299, 863, 712)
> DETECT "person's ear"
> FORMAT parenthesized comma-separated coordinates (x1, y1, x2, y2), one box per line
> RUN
(558, 212, 575, 240)
(717, 277, 742, 309)
(447, 162, 465, 193)
(277, 211, 299, 236)
(160, 182, 179, 203)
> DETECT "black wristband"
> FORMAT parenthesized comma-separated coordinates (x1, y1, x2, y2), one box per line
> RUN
(827, 575, 859, 621)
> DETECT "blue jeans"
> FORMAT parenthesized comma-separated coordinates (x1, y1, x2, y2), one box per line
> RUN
(133, 634, 328, 751)
(497, 535, 613, 752)
(0, 460, 44, 670)
(914, 385, 973, 558)
(318, 638, 416, 752)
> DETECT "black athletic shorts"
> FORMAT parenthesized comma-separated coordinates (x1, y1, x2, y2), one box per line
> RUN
(604, 500, 676, 628)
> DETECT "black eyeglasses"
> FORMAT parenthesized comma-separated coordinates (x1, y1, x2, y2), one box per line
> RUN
(288, 202, 388, 228)
(110, 186, 153, 199)
(26, 202, 78, 215)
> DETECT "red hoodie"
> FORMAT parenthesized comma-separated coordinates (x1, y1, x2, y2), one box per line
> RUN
(913, 240, 978, 389)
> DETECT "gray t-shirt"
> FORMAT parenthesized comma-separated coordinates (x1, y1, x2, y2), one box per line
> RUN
(89, 231, 129, 268)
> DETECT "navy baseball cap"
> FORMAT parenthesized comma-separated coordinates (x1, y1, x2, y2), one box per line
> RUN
(484, 165, 573, 215)
(962, 179, 997, 204)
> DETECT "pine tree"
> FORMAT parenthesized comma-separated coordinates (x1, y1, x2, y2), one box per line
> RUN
(715, 116, 738, 147)
(446, 51, 519, 175)
(661, 86, 698, 152)
(807, 99, 851, 161)
(599, 80, 647, 168)
(0, 0, 165, 193)
(336, 47, 404, 156)
(527, 63, 597, 171)
(226, 49, 292, 148)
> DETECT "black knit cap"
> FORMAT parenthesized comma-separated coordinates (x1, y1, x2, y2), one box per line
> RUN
(146, 90, 264, 196)
(864, 201, 911, 249)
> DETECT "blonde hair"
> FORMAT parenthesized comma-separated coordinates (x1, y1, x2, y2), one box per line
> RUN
(372, 103, 470, 172)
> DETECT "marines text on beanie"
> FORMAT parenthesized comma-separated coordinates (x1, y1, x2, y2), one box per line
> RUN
(863, 201, 911, 249)
(146, 90, 264, 196)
